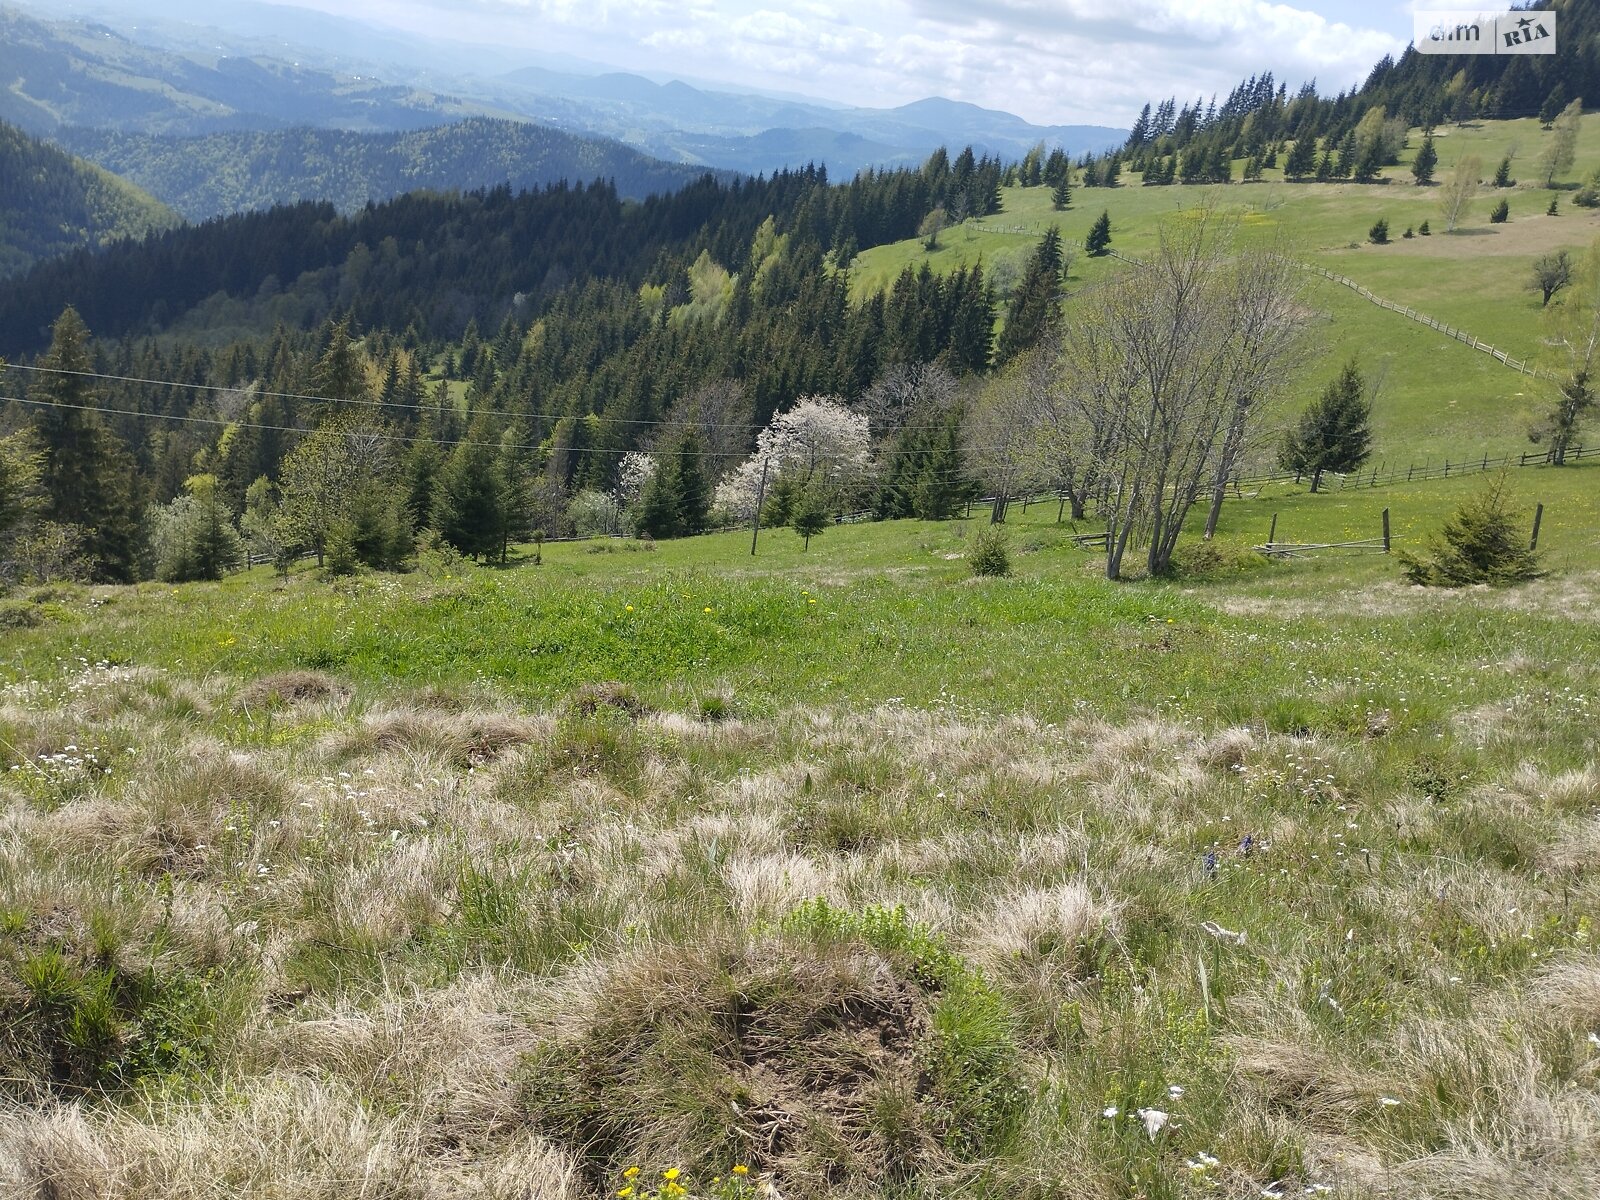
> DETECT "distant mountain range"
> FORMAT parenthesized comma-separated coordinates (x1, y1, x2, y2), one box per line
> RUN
(0, 119, 177, 277)
(58, 120, 733, 221)
(5, 2, 1126, 180)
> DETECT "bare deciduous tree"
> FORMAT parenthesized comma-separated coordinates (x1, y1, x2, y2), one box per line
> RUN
(1439, 155, 1481, 232)
(1536, 239, 1600, 465)
(1056, 210, 1305, 578)
(1531, 250, 1574, 307)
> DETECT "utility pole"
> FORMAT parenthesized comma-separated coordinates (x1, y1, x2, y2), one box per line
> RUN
(749, 458, 770, 555)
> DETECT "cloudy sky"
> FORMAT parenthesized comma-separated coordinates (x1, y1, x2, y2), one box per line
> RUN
(104, 1, 1425, 126)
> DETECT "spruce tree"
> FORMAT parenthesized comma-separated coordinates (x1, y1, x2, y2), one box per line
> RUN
(1400, 473, 1541, 586)
(1051, 175, 1071, 210)
(1285, 136, 1317, 181)
(1411, 134, 1438, 185)
(997, 227, 1064, 364)
(671, 434, 711, 535)
(790, 484, 828, 549)
(635, 460, 681, 539)
(432, 432, 505, 561)
(31, 306, 141, 582)
(1279, 360, 1373, 493)
(1084, 210, 1112, 256)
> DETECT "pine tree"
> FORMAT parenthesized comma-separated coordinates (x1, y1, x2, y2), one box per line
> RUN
(1278, 360, 1373, 493)
(1051, 175, 1071, 210)
(1084, 210, 1112, 256)
(30, 306, 141, 582)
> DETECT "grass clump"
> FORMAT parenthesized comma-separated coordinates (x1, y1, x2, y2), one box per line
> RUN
(523, 904, 1023, 1197)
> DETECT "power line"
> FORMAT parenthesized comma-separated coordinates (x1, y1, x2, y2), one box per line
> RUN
(1, 362, 767, 432)
(1, 393, 1018, 468)
(0, 394, 744, 459)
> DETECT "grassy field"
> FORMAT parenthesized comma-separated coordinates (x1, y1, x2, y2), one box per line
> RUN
(3, 463, 1598, 1199)
(852, 115, 1600, 464)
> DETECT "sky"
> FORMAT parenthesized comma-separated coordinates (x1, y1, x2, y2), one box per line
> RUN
(81, 1, 1426, 126)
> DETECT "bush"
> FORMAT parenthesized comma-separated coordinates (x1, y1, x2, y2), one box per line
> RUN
(967, 525, 1011, 577)
(1368, 218, 1389, 244)
(1399, 473, 1542, 587)
(1419, 220, 1431, 235)
(1490, 199, 1510, 224)
(1403, 226, 1415, 238)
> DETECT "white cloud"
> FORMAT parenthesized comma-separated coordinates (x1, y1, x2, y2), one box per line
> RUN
(124, 0, 1412, 125)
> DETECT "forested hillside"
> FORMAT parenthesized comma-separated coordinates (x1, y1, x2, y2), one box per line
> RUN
(57, 119, 735, 220)
(0, 148, 1006, 353)
(1096, 0, 1576, 183)
(0, 120, 178, 278)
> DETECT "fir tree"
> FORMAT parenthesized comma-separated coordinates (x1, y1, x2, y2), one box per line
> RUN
(1051, 175, 1071, 210)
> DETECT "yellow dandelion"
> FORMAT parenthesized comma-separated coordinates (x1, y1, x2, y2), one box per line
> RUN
(625, 604, 635, 612)
(662, 1169, 680, 1182)
(732, 1165, 749, 1176)
(703, 606, 712, 614)
(807, 598, 816, 605)
(617, 1189, 634, 1198)
(624, 1167, 641, 1179)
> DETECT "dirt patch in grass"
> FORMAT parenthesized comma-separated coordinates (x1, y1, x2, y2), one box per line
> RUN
(234, 670, 349, 710)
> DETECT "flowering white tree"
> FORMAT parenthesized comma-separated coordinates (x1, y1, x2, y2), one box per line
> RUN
(713, 395, 873, 522)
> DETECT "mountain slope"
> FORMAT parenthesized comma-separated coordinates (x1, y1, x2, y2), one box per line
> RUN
(0, 4, 504, 136)
(0, 119, 178, 278)
(58, 119, 734, 220)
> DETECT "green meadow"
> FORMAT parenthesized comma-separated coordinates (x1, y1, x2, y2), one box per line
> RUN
(853, 115, 1600, 462)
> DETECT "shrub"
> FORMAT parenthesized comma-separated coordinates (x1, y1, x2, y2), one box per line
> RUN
(1419, 220, 1431, 235)
(1368, 218, 1389, 244)
(1490, 199, 1510, 224)
(1403, 226, 1415, 238)
(1399, 473, 1542, 587)
(967, 525, 1011, 577)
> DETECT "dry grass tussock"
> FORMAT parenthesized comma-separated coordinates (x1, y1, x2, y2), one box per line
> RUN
(0, 1076, 583, 1200)
(1216, 571, 1600, 622)
(1, 660, 1598, 1197)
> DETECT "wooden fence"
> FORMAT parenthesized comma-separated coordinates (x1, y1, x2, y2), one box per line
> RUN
(1301, 263, 1539, 376)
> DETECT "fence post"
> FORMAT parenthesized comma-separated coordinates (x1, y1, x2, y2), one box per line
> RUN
(1382, 508, 1391, 554)
(1530, 503, 1544, 551)
(749, 459, 770, 555)
(1444, 460, 1450, 477)
(1407, 464, 1414, 481)
(1268, 513, 1278, 545)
